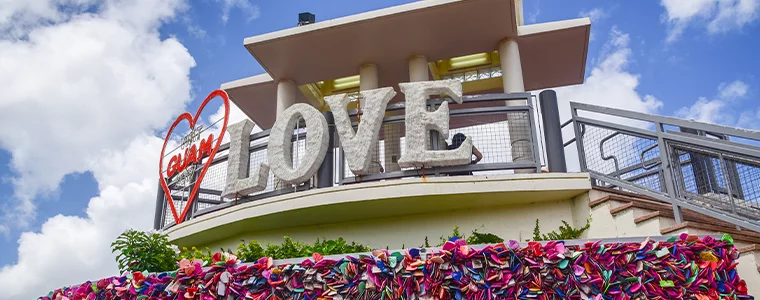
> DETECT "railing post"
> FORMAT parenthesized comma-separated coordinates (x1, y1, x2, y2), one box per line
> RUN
(185, 166, 201, 222)
(571, 106, 588, 172)
(539, 90, 566, 172)
(656, 123, 684, 223)
(318, 111, 335, 188)
(680, 128, 712, 194)
(153, 179, 165, 230)
(717, 153, 739, 218)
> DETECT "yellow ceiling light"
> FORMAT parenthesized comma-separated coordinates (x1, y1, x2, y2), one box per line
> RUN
(332, 75, 360, 90)
(449, 53, 491, 70)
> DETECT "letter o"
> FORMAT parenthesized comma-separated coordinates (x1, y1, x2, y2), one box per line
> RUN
(267, 103, 329, 184)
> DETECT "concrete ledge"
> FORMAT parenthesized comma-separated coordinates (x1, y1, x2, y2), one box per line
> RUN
(165, 173, 591, 246)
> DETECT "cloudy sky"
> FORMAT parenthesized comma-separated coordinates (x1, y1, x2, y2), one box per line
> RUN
(0, 0, 758, 298)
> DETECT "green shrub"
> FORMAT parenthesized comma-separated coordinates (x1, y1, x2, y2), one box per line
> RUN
(437, 226, 505, 246)
(236, 237, 371, 262)
(178, 246, 213, 263)
(529, 218, 591, 241)
(111, 230, 178, 273)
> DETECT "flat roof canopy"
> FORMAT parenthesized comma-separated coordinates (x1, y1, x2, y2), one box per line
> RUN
(223, 0, 590, 129)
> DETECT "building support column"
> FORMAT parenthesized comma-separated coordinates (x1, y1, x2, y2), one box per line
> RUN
(277, 79, 297, 118)
(410, 55, 447, 150)
(409, 55, 429, 82)
(499, 38, 533, 173)
(360, 64, 383, 174)
(275, 79, 297, 189)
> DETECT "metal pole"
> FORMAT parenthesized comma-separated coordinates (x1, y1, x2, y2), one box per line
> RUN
(656, 123, 684, 223)
(153, 179, 165, 230)
(539, 90, 566, 172)
(717, 153, 739, 217)
(318, 111, 335, 188)
(185, 166, 201, 222)
(571, 107, 587, 171)
(680, 128, 712, 194)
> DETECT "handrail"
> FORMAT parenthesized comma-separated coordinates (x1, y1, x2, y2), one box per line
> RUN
(639, 144, 660, 171)
(599, 132, 621, 178)
(561, 120, 584, 148)
(570, 101, 760, 232)
(571, 102, 760, 141)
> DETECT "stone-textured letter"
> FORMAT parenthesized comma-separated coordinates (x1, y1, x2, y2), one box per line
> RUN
(324, 87, 396, 175)
(268, 104, 329, 184)
(397, 80, 473, 168)
(221, 119, 269, 199)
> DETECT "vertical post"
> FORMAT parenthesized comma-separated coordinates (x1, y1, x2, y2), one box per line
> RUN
(715, 134, 744, 199)
(360, 63, 383, 174)
(318, 111, 335, 188)
(539, 90, 567, 172)
(153, 179, 165, 230)
(718, 153, 739, 217)
(499, 38, 533, 174)
(527, 99, 542, 173)
(277, 80, 297, 117)
(571, 106, 587, 171)
(680, 128, 712, 194)
(656, 122, 683, 223)
(571, 106, 595, 185)
(185, 166, 201, 222)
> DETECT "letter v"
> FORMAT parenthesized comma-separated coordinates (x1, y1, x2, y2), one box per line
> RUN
(221, 119, 269, 199)
(324, 87, 396, 175)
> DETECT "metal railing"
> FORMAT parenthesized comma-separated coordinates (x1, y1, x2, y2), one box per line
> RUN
(565, 102, 760, 232)
(155, 93, 542, 230)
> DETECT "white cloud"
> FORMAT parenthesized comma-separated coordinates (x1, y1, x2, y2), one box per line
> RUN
(0, 0, 199, 298)
(552, 28, 663, 171)
(0, 135, 163, 300)
(661, 0, 760, 42)
(219, 0, 260, 24)
(676, 80, 756, 128)
(0, 0, 97, 35)
(579, 8, 608, 22)
(208, 100, 259, 144)
(675, 98, 728, 123)
(0, 0, 195, 230)
(718, 80, 749, 99)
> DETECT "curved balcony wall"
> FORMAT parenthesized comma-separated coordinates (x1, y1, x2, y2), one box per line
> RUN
(166, 173, 591, 251)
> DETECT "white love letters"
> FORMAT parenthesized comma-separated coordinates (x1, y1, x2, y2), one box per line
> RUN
(221, 80, 472, 197)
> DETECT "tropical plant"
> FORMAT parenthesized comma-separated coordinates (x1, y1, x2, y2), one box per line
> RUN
(308, 237, 370, 256)
(178, 246, 213, 263)
(437, 226, 505, 246)
(529, 218, 591, 241)
(236, 240, 265, 262)
(236, 237, 371, 262)
(111, 230, 178, 273)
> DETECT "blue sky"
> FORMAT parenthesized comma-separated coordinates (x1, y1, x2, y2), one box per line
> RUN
(0, 0, 759, 297)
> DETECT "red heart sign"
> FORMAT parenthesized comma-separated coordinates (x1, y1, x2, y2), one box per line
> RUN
(159, 90, 229, 224)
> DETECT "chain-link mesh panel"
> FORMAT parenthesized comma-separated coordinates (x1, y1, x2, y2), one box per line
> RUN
(672, 144, 760, 219)
(160, 125, 311, 228)
(338, 110, 537, 179)
(449, 113, 512, 164)
(340, 120, 412, 179)
(578, 123, 664, 192)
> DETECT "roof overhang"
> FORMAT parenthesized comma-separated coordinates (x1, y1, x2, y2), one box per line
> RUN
(223, 0, 590, 129)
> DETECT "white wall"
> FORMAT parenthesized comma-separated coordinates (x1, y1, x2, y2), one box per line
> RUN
(201, 199, 581, 251)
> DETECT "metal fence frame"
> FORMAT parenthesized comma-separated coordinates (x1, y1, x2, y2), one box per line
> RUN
(567, 101, 760, 232)
(155, 93, 542, 230)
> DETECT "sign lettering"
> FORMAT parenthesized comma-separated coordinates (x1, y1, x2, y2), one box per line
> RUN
(162, 80, 472, 224)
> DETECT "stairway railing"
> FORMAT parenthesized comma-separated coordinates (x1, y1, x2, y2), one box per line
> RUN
(566, 102, 760, 232)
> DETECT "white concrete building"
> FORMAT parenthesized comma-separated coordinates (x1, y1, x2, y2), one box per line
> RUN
(155, 0, 760, 295)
